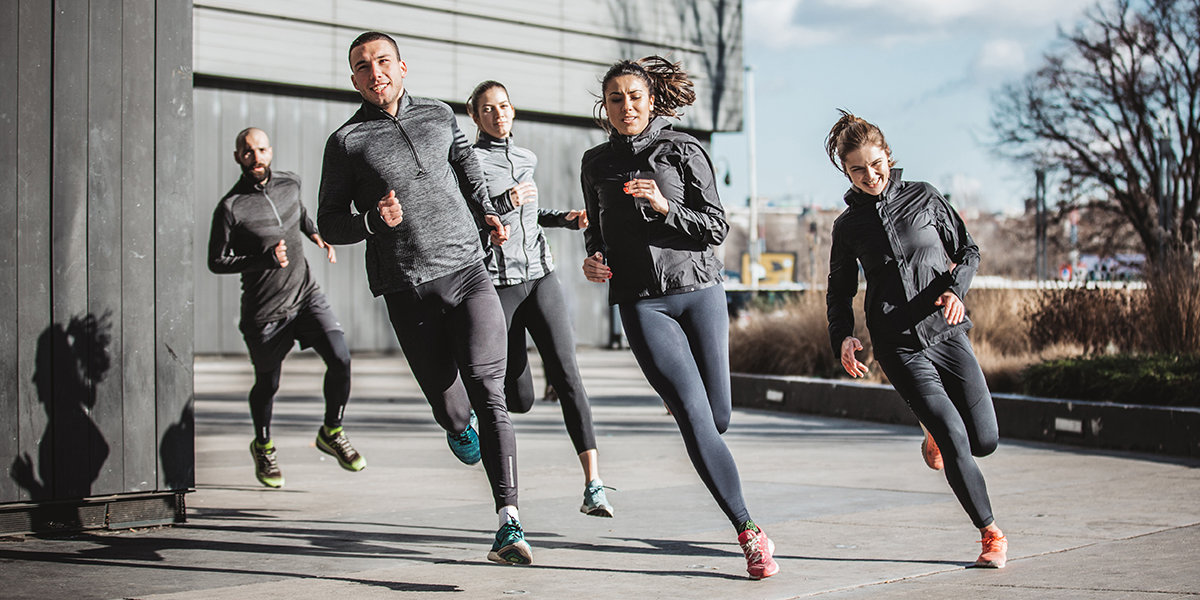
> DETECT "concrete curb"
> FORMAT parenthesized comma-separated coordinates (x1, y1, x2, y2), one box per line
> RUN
(732, 373, 1200, 458)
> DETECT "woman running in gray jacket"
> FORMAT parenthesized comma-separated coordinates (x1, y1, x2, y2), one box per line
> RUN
(467, 80, 613, 518)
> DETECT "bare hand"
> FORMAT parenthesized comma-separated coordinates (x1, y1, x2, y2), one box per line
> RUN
(624, 178, 668, 215)
(377, 190, 403, 227)
(935, 291, 965, 325)
(313, 234, 336, 264)
(840, 336, 869, 378)
(274, 239, 289, 268)
(508, 182, 538, 207)
(566, 209, 589, 229)
(583, 252, 611, 283)
(485, 214, 510, 245)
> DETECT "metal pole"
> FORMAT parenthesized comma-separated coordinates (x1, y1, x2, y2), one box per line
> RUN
(1158, 136, 1174, 259)
(1035, 168, 1046, 282)
(745, 65, 759, 291)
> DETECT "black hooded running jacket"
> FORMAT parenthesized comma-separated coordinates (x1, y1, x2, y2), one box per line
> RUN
(581, 117, 728, 305)
(826, 169, 979, 354)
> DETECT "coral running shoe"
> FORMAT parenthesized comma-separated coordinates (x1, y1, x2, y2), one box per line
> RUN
(737, 527, 779, 580)
(488, 519, 533, 565)
(975, 530, 1008, 568)
(921, 426, 944, 471)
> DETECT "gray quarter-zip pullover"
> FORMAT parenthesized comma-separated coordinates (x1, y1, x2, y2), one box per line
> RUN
(317, 93, 497, 296)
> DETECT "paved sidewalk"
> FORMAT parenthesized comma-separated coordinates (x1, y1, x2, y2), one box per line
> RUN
(2, 348, 1198, 599)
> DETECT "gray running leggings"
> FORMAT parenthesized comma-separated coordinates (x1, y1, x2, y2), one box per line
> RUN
(383, 263, 517, 511)
(875, 333, 998, 528)
(618, 284, 751, 528)
(496, 270, 597, 455)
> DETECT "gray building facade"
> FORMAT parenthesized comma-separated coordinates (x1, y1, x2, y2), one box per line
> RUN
(192, 0, 744, 353)
(1, 0, 193, 532)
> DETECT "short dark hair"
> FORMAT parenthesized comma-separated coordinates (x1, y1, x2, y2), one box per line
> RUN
(348, 31, 400, 66)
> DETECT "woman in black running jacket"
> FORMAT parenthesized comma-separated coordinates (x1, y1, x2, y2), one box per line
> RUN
(580, 56, 778, 581)
(824, 109, 1008, 569)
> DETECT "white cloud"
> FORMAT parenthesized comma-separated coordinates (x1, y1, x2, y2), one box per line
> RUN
(747, 0, 836, 48)
(975, 39, 1027, 74)
(745, 0, 1097, 49)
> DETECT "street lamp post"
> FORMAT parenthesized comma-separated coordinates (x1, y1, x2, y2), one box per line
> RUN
(745, 65, 760, 292)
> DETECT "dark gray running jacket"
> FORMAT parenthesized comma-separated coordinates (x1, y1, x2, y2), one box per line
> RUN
(826, 169, 979, 353)
(581, 117, 728, 305)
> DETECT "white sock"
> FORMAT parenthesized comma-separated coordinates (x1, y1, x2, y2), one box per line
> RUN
(498, 505, 519, 527)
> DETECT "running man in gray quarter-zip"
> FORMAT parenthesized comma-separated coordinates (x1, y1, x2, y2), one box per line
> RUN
(316, 32, 532, 566)
(208, 127, 365, 490)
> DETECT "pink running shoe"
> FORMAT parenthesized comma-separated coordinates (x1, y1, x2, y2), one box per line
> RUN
(975, 529, 1008, 568)
(921, 427, 944, 471)
(737, 528, 779, 580)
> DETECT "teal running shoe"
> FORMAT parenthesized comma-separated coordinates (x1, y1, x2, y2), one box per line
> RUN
(580, 480, 614, 517)
(447, 411, 481, 465)
(487, 519, 533, 565)
(316, 426, 366, 471)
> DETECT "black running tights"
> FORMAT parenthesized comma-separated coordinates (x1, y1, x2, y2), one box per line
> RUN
(618, 284, 751, 528)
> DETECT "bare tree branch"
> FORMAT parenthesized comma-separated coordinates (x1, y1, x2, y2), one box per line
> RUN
(992, 0, 1200, 264)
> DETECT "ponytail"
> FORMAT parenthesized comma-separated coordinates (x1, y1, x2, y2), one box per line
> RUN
(824, 109, 894, 172)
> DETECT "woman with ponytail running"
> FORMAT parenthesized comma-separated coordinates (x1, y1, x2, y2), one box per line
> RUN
(824, 109, 1008, 568)
(580, 56, 779, 580)
(466, 80, 614, 518)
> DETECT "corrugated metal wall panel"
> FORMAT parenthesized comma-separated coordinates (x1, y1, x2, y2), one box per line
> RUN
(192, 1, 740, 131)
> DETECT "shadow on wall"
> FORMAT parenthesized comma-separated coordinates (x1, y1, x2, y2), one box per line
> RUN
(9, 314, 112, 508)
(160, 403, 194, 491)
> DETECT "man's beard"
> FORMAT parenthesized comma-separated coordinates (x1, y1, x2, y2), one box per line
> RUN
(242, 164, 270, 184)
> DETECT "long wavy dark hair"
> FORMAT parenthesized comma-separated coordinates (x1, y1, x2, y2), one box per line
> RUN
(594, 56, 695, 134)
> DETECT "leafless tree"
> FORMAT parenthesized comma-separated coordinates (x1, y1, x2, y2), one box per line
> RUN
(991, 0, 1199, 265)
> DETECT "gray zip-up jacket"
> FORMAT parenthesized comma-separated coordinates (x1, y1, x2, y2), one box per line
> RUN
(208, 170, 320, 326)
(826, 169, 979, 353)
(317, 93, 497, 296)
(472, 133, 579, 286)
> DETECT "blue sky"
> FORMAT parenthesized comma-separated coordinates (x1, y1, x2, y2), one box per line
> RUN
(710, 0, 1099, 214)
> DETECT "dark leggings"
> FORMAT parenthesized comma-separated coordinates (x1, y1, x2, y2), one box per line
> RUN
(618, 284, 751, 528)
(875, 333, 998, 528)
(248, 329, 351, 443)
(496, 271, 596, 455)
(383, 263, 517, 511)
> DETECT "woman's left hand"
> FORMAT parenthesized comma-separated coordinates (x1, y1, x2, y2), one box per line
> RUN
(624, 178, 668, 215)
(935, 291, 965, 325)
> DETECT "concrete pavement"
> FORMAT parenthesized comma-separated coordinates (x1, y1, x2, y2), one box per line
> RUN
(1, 348, 1198, 599)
